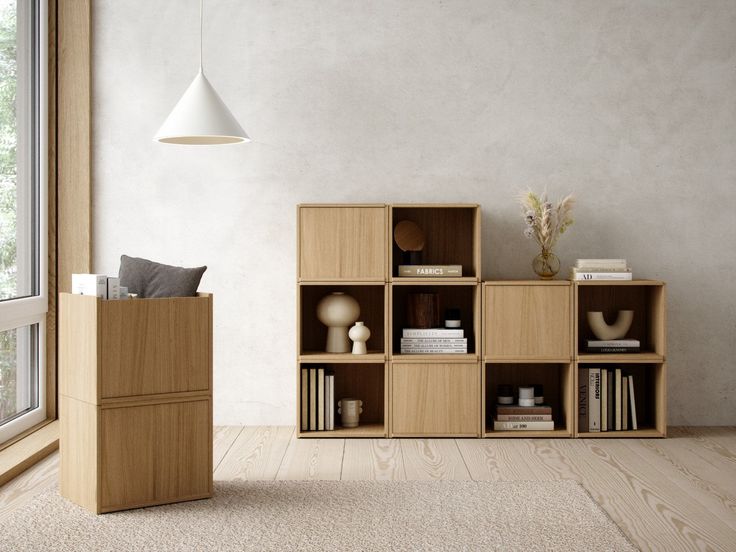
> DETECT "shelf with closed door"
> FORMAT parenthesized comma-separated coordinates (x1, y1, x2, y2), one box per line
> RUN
(483, 281, 573, 362)
(391, 361, 481, 437)
(298, 204, 388, 282)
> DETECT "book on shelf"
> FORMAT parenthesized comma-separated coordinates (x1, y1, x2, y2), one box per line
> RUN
(400, 338, 467, 345)
(317, 367, 325, 431)
(615, 368, 622, 431)
(622, 376, 629, 431)
(493, 420, 555, 431)
(398, 265, 462, 277)
(587, 339, 641, 354)
(629, 376, 638, 430)
(401, 347, 468, 355)
(601, 369, 608, 432)
(607, 369, 615, 431)
(575, 259, 628, 270)
(309, 367, 317, 431)
(325, 370, 335, 431)
(589, 368, 601, 432)
(300, 368, 309, 431)
(571, 269, 633, 281)
(496, 405, 552, 416)
(578, 368, 589, 433)
(496, 414, 552, 421)
(402, 328, 464, 338)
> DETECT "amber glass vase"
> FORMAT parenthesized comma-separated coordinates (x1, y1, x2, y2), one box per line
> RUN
(532, 249, 560, 279)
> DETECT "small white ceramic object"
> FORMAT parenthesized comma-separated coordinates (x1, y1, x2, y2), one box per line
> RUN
(348, 321, 371, 355)
(587, 310, 634, 341)
(316, 292, 361, 353)
(338, 398, 363, 428)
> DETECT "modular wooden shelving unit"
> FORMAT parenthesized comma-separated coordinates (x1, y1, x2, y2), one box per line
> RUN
(297, 203, 666, 438)
(297, 204, 481, 438)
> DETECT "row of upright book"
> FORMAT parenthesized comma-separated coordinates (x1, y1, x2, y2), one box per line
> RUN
(300, 366, 335, 431)
(578, 367, 639, 432)
(400, 328, 468, 354)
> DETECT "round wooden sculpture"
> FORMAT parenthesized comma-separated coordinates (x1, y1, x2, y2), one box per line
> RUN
(394, 220, 426, 252)
(407, 293, 440, 329)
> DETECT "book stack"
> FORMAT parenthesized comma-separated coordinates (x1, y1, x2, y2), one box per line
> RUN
(578, 367, 638, 432)
(570, 259, 632, 281)
(300, 366, 335, 431)
(400, 328, 467, 354)
(493, 405, 554, 431)
(586, 339, 641, 354)
(398, 265, 462, 277)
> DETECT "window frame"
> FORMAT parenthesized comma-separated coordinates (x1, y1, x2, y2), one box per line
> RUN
(0, 0, 48, 444)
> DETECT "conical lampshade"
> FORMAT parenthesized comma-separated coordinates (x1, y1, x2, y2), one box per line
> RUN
(155, 71, 250, 145)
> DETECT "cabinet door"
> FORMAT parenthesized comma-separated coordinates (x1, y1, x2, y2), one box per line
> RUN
(99, 399, 211, 511)
(392, 363, 480, 436)
(299, 206, 386, 281)
(100, 296, 211, 399)
(484, 285, 571, 359)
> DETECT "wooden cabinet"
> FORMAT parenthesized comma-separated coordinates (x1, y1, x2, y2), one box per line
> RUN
(59, 292, 213, 513)
(483, 282, 572, 360)
(298, 205, 387, 281)
(391, 362, 480, 437)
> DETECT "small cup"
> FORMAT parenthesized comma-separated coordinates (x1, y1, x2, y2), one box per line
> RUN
(338, 398, 363, 428)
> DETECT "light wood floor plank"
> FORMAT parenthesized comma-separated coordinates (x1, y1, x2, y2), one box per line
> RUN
(214, 426, 294, 481)
(212, 426, 243, 471)
(401, 439, 470, 480)
(341, 439, 405, 480)
(576, 439, 735, 551)
(0, 452, 59, 522)
(275, 437, 344, 480)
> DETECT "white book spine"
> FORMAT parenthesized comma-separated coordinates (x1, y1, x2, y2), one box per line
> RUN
(628, 376, 638, 430)
(402, 329, 464, 338)
(589, 369, 601, 432)
(572, 271, 633, 281)
(400, 348, 467, 354)
(588, 339, 640, 347)
(309, 368, 317, 431)
(400, 338, 468, 344)
(317, 368, 325, 431)
(493, 420, 555, 431)
(327, 375, 334, 430)
(622, 376, 629, 431)
(615, 368, 622, 431)
(300, 369, 309, 431)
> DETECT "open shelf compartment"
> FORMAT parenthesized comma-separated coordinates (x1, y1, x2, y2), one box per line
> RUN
(484, 362, 573, 438)
(298, 362, 387, 438)
(576, 281, 665, 360)
(390, 205, 480, 280)
(390, 283, 480, 358)
(299, 284, 387, 358)
(575, 362, 666, 438)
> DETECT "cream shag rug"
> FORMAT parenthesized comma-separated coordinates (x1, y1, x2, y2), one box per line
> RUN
(1, 480, 635, 551)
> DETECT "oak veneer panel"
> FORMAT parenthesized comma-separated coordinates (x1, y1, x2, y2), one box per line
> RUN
(299, 206, 386, 281)
(59, 294, 98, 404)
(484, 283, 571, 360)
(59, 396, 98, 513)
(99, 399, 211, 512)
(57, 0, 91, 293)
(100, 297, 211, 398)
(391, 363, 480, 436)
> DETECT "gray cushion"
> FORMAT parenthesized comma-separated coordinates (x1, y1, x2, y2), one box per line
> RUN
(118, 255, 206, 298)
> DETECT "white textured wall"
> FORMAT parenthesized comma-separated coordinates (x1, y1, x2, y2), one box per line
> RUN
(93, 0, 736, 425)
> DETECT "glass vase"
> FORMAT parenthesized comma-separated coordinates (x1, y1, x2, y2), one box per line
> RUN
(532, 249, 560, 279)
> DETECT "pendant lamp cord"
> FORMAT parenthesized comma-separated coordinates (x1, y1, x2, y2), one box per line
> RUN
(199, 0, 204, 72)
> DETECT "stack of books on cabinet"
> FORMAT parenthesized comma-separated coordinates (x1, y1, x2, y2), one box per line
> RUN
(400, 328, 467, 354)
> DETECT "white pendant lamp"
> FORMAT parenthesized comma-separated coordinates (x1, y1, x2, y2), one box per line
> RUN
(155, 0, 250, 145)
